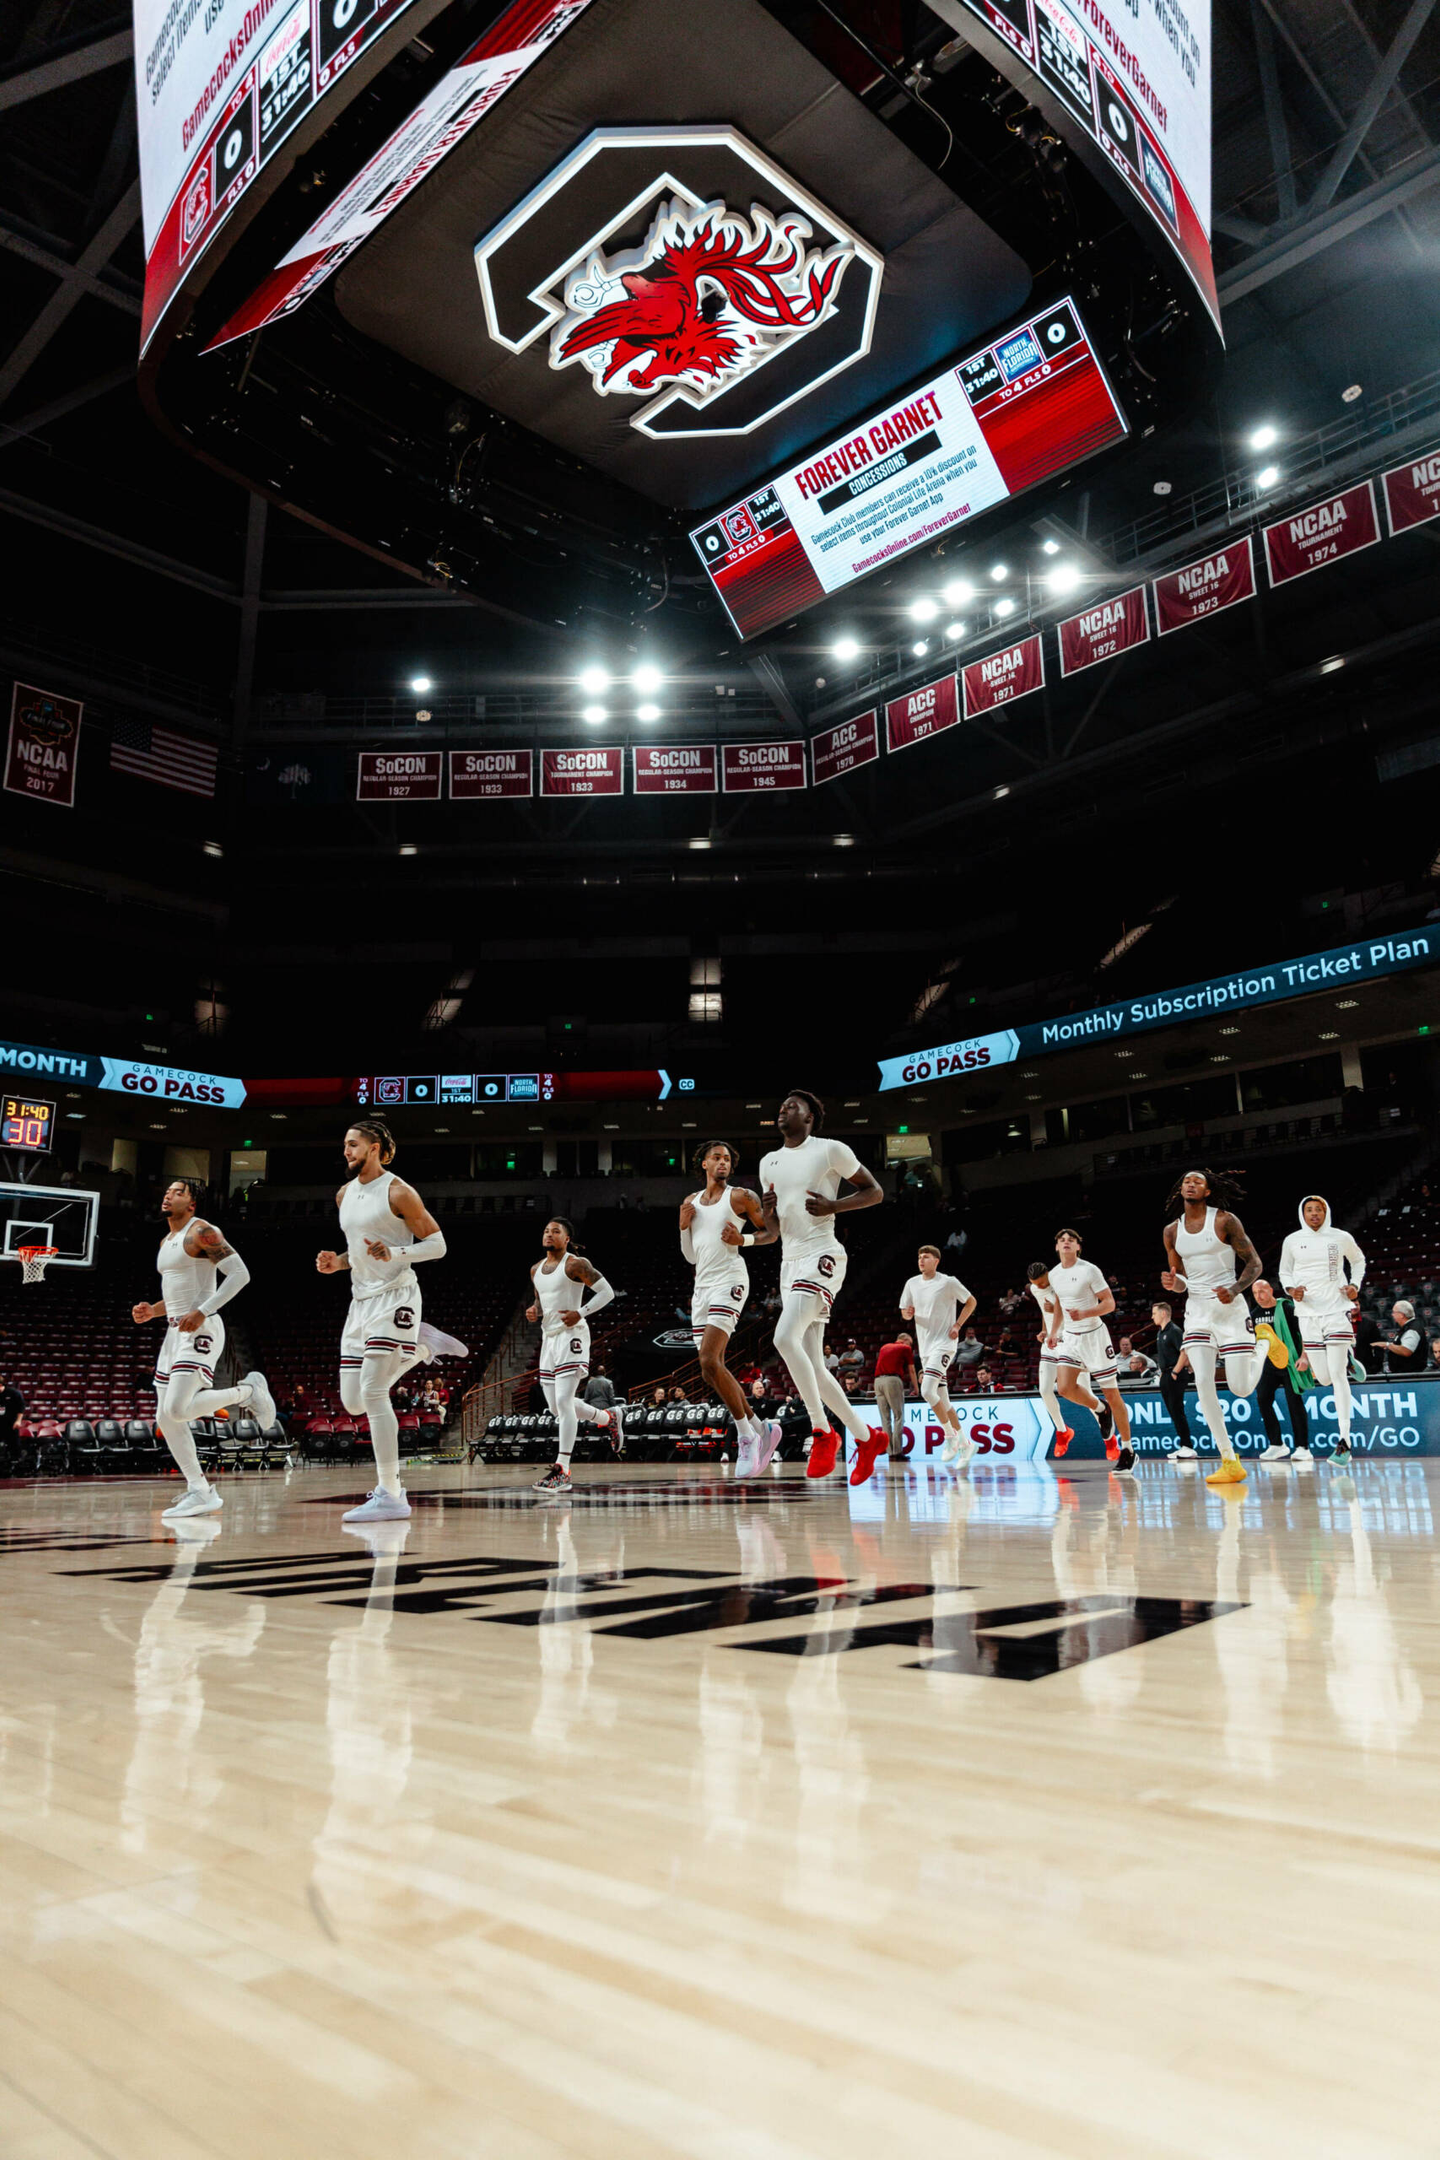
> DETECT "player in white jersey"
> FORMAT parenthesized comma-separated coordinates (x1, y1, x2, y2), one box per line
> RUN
(316, 1119, 465, 1524)
(759, 1089, 888, 1487)
(1161, 1167, 1268, 1487)
(132, 1177, 275, 1520)
(899, 1244, 977, 1469)
(1048, 1229, 1136, 1468)
(1278, 1194, 1366, 1464)
(1024, 1259, 1100, 1457)
(680, 1142, 780, 1480)
(528, 1218, 620, 1493)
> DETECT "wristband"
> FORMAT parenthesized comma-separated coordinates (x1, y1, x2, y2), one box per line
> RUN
(741, 1233, 756, 1248)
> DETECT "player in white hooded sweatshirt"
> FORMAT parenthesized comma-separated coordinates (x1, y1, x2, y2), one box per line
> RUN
(1278, 1195, 1366, 1465)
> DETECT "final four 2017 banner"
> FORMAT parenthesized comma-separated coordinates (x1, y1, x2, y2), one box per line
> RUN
(878, 924, 1437, 1090)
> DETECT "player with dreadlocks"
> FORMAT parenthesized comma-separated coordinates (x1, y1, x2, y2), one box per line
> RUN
(316, 1118, 467, 1524)
(1161, 1167, 1271, 1487)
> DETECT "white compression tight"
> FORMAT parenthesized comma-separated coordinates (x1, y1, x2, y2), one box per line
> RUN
(341, 1350, 406, 1494)
(773, 1296, 871, 1442)
(542, 1369, 605, 1466)
(1303, 1342, 1354, 1438)
(1188, 1341, 1267, 1457)
(920, 1371, 960, 1432)
(156, 1367, 256, 1488)
(1037, 1360, 1073, 1434)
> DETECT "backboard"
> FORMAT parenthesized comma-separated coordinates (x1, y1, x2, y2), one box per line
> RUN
(0, 1182, 99, 1268)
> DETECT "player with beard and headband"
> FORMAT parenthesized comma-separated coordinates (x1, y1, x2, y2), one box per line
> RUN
(1161, 1167, 1270, 1488)
(528, 1218, 621, 1494)
(132, 1178, 276, 1520)
(680, 1141, 781, 1479)
(759, 1089, 889, 1487)
(316, 1120, 466, 1525)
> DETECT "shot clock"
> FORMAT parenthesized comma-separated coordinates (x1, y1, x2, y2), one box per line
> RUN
(1, 1096, 54, 1153)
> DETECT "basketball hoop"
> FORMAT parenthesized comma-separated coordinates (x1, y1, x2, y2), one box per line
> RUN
(14, 1244, 58, 1285)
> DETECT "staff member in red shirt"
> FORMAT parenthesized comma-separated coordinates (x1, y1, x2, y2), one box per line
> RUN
(873, 1332, 919, 1460)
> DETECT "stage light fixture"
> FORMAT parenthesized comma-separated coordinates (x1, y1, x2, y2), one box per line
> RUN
(833, 833, 854, 847)
(907, 597, 937, 622)
(1342, 384, 1363, 403)
(945, 621, 966, 640)
(989, 562, 1008, 581)
(941, 578, 975, 605)
(1047, 563, 1081, 594)
(578, 665, 610, 694)
(994, 597, 1016, 617)
(636, 703, 661, 722)
(911, 639, 929, 656)
(831, 635, 861, 661)
(631, 664, 662, 693)
(1040, 538, 1060, 555)
(398, 844, 418, 856)
(1248, 424, 1278, 450)
(689, 836, 712, 850)
(409, 674, 433, 692)
(581, 705, 608, 724)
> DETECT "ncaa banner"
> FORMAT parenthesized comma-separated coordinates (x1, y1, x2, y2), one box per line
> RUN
(356, 751, 442, 800)
(633, 744, 718, 795)
(961, 633, 1044, 717)
(812, 710, 880, 786)
(449, 749, 533, 799)
(541, 747, 623, 797)
(4, 682, 81, 808)
(1263, 479, 1380, 587)
(1153, 536, 1255, 633)
(1383, 452, 1440, 537)
(721, 742, 807, 792)
(1057, 584, 1149, 675)
(885, 670, 961, 754)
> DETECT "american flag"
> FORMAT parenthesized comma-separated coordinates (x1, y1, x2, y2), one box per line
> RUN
(109, 718, 217, 798)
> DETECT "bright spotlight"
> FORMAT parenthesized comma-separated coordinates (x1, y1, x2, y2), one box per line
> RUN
(944, 621, 966, 640)
(1248, 424, 1278, 451)
(941, 578, 975, 605)
(578, 665, 610, 695)
(631, 664, 662, 693)
(989, 562, 1008, 581)
(1040, 539, 1060, 555)
(831, 636, 861, 661)
(636, 702, 661, 721)
(911, 639, 930, 656)
(907, 597, 937, 622)
(409, 675, 433, 693)
(994, 597, 1015, 618)
(581, 705, 608, 724)
(1256, 464, 1280, 489)
(1046, 563, 1081, 594)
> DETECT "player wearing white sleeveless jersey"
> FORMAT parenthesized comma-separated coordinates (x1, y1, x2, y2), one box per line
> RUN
(1161, 1167, 1267, 1487)
(1025, 1260, 1100, 1456)
(316, 1119, 457, 1524)
(132, 1178, 275, 1520)
(1277, 1194, 1365, 1461)
(1048, 1229, 1135, 1467)
(759, 1089, 888, 1487)
(899, 1245, 976, 1468)
(680, 1142, 779, 1479)
(528, 1217, 619, 1493)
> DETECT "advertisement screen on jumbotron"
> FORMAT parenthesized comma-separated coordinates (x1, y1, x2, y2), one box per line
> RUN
(691, 297, 1126, 641)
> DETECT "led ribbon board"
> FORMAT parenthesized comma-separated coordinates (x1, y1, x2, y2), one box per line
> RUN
(878, 927, 1438, 1090)
(692, 297, 1126, 639)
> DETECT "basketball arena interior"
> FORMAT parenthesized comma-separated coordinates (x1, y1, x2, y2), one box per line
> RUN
(3, 0, 1440, 2150)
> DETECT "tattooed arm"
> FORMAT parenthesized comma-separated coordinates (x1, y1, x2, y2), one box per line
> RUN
(562, 1251, 616, 1326)
(1217, 1210, 1262, 1302)
(175, 1219, 251, 1332)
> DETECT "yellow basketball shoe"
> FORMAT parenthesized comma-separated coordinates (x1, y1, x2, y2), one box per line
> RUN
(1253, 1321, 1288, 1369)
(1205, 1454, 1248, 1487)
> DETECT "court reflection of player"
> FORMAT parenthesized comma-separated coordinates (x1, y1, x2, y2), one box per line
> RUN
(311, 1522, 414, 1929)
(695, 1511, 785, 1849)
(1327, 1484, 1421, 1752)
(782, 1535, 878, 1925)
(530, 1509, 620, 1752)
(119, 1522, 266, 1856)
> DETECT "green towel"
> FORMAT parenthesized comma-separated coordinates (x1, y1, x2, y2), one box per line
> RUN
(1264, 1300, 1317, 1393)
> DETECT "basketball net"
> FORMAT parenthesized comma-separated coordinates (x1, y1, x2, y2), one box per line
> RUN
(15, 1245, 57, 1285)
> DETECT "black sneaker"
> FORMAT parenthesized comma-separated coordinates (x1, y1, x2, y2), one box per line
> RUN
(532, 1462, 572, 1493)
(1096, 1400, 1114, 1442)
(1115, 1443, 1136, 1472)
(1332, 1440, 1352, 1466)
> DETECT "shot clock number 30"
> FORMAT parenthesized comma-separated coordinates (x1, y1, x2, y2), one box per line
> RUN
(1, 1096, 54, 1153)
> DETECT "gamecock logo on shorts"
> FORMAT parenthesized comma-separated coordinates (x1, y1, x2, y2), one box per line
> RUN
(394, 1307, 415, 1329)
(474, 127, 883, 441)
(570, 1337, 583, 1355)
(817, 1254, 836, 1278)
(731, 1284, 744, 1300)
(195, 1336, 212, 1355)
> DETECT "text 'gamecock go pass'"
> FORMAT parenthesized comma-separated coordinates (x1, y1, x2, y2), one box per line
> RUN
(690, 298, 1126, 640)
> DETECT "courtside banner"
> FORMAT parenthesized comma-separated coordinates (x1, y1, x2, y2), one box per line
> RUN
(885, 670, 961, 754)
(1263, 480, 1380, 587)
(1057, 584, 1149, 675)
(357, 751, 441, 800)
(961, 633, 1044, 717)
(1153, 536, 1255, 633)
(540, 746, 623, 797)
(1383, 451, 1440, 537)
(878, 922, 1438, 1090)
(812, 710, 880, 786)
(633, 744, 718, 795)
(448, 748, 533, 799)
(4, 682, 81, 808)
(721, 742, 807, 792)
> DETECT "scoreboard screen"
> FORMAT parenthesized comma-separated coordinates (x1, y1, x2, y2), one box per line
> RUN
(2, 1096, 54, 1153)
(690, 298, 1126, 641)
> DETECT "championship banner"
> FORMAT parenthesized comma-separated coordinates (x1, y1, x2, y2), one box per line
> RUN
(811, 710, 880, 787)
(632, 744, 718, 795)
(356, 750, 442, 800)
(1057, 585, 1149, 675)
(449, 748, 533, 799)
(4, 682, 81, 808)
(961, 633, 1044, 717)
(1263, 480, 1380, 588)
(1153, 536, 1256, 634)
(885, 670, 961, 755)
(540, 746, 623, 797)
(721, 742, 807, 793)
(1383, 451, 1440, 537)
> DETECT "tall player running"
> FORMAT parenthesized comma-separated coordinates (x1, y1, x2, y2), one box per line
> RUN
(316, 1119, 464, 1525)
(760, 1090, 889, 1487)
(1278, 1193, 1366, 1466)
(132, 1178, 276, 1519)
(528, 1218, 621, 1494)
(1048, 1229, 1136, 1469)
(899, 1244, 977, 1469)
(1161, 1168, 1268, 1488)
(680, 1142, 780, 1479)
(1024, 1258, 1097, 1456)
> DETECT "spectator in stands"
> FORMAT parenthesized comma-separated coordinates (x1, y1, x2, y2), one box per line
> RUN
(838, 1339, 865, 1376)
(873, 1332, 918, 1459)
(1354, 1307, 1383, 1372)
(953, 1327, 987, 1370)
(994, 1325, 1019, 1361)
(998, 1288, 1023, 1320)
(1431, 1335, 1440, 1370)
(972, 1364, 996, 1394)
(1379, 1301, 1427, 1373)
(842, 1373, 861, 1404)
(1150, 1301, 1193, 1456)
(583, 1364, 617, 1416)
(1116, 1337, 1157, 1386)
(824, 1344, 841, 1375)
(668, 1384, 690, 1404)
(650, 1386, 668, 1410)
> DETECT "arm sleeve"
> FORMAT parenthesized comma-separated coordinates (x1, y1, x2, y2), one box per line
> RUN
(680, 1224, 696, 1264)
(198, 1248, 250, 1317)
(581, 1272, 616, 1318)
(1338, 1231, 1366, 1287)
(396, 1227, 446, 1265)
